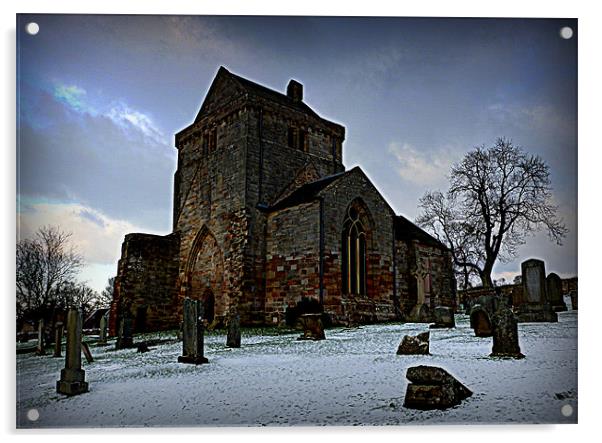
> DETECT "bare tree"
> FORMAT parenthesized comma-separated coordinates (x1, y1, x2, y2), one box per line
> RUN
(417, 138, 567, 288)
(16, 226, 83, 322)
(98, 276, 116, 308)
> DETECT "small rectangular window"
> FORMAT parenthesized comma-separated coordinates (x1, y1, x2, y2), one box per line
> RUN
(298, 130, 307, 152)
(288, 127, 297, 148)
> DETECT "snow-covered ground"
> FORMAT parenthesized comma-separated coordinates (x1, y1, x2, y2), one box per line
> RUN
(16, 311, 577, 428)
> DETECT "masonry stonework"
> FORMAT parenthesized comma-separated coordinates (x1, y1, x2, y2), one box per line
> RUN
(109, 66, 455, 333)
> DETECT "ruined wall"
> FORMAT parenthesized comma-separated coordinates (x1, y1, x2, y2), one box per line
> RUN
(319, 169, 397, 324)
(264, 201, 321, 324)
(109, 233, 180, 335)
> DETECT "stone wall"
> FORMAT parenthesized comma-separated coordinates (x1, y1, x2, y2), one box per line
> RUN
(319, 168, 397, 324)
(109, 233, 180, 335)
(265, 201, 321, 324)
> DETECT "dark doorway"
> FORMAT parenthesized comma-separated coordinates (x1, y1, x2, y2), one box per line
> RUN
(135, 305, 147, 333)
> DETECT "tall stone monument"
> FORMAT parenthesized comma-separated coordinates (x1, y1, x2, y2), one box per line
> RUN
(178, 298, 209, 364)
(56, 309, 89, 396)
(35, 319, 46, 355)
(98, 313, 108, 345)
(115, 315, 134, 349)
(546, 273, 567, 312)
(53, 322, 64, 357)
(226, 311, 241, 348)
(517, 259, 557, 322)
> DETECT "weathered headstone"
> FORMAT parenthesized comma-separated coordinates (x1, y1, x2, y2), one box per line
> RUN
(298, 313, 325, 340)
(470, 305, 493, 337)
(53, 322, 64, 358)
(98, 313, 108, 345)
(517, 259, 558, 322)
(490, 307, 524, 359)
(546, 273, 567, 312)
(35, 319, 46, 355)
(115, 316, 134, 349)
(429, 306, 455, 328)
(397, 331, 430, 355)
(403, 365, 472, 410)
(226, 312, 241, 348)
(178, 298, 209, 364)
(56, 309, 89, 396)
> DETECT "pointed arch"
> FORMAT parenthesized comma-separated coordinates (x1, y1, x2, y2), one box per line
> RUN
(184, 226, 227, 318)
(341, 198, 373, 296)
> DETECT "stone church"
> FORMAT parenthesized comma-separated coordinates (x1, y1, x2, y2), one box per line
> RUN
(109, 67, 455, 334)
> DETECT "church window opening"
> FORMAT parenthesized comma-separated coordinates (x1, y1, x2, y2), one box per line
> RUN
(342, 206, 367, 295)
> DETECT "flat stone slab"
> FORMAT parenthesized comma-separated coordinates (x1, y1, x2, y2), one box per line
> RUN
(404, 365, 472, 410)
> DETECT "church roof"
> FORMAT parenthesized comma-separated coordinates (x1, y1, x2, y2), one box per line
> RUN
(263, 170, 349, 212)
(394, 215, 448, 249)
(224, 67, 324, 121)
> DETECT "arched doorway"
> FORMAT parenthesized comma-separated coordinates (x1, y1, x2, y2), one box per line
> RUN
(186, 228, 226, 319)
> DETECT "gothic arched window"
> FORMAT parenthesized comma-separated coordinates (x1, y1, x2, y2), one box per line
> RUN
(342, 206, 367, 295)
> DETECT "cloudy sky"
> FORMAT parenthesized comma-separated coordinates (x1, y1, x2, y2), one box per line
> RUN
(16, 15, 577, 292)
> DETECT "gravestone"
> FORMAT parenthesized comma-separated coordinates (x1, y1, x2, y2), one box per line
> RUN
(298, 313, 325, 340)
(115, 316, 134, 349)
(56, 309, 88, 396)
(98, 313, 108, 345)
(403, 365, 472, 410)
(429, 306, 455, 328)
(178, 298, 209, 364)
(397, 331, 430, 355)
(517, 259, 557, 322)
(490, 307, 524, 359)
(470, 305, 493, 337)
(81, 341, 94, 363)
(53, 322, 64, 357)
(226, 312, 241, 348)
(35, 319, 46, 355)
(546, 273, 567, 312)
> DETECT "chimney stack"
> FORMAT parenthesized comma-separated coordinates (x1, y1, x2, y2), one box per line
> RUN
(287, 79, 303, 102)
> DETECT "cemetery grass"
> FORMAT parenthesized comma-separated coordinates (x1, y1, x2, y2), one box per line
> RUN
(16, 312, 577, 427)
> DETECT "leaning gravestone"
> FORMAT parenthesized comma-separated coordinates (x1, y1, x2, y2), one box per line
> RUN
(397, 331, 430, 355)
(56, 309, 88, 396)
(546, 273, 567, 312)
(490, 307, 524, 359)
(403, 365, 472, 410)
(178, 298, 209, 364)
(35, 319, 46, 355)
(98, 313, 108, 345)
(226, 311, 241, 348)
(115, 316, 134, 350)
(517, 259, 557, 322)
(298, 313, 325, 340)
(53, 322, 64, 357)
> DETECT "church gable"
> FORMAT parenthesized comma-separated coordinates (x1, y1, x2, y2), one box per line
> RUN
(270, 160, 322, 206)
(193, 66, 247, 123)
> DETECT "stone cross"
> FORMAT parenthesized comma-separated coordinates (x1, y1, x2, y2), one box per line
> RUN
(490, 307, 524, 359)
(35, 319, 46, 355)
(178, 298, 209, 364)
(98, 313, 108, 345)
(226, 311, 241, 348)
(115, 316, 134, 350)
(53, 322, 64, 357)
(56, 309, 88, 396)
